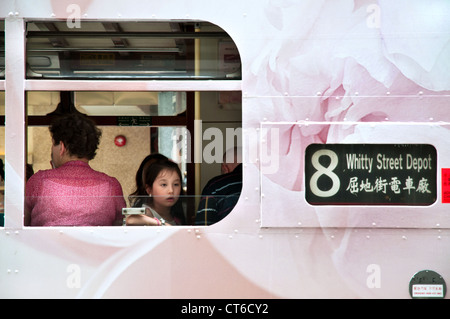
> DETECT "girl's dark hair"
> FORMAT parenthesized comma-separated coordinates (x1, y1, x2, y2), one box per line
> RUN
(128, 153, 168, 207)
(142, 159, 182, 190)
(142, 159, 185, 225)
(49, 113, 102, 160)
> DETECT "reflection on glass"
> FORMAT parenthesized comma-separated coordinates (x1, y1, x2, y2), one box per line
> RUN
(26, 91, 186, 116)
(25, 21, 241, 80)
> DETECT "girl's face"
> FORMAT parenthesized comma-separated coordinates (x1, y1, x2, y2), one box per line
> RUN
(146, 169, 181, 209)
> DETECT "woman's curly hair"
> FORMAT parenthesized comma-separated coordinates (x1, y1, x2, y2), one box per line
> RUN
(49, 113, 102, 160)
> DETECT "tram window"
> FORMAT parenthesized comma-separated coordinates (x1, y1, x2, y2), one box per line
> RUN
(25, 21, 241, 80)
(23, 20, 242, 226)
(25, 90, 242, 226)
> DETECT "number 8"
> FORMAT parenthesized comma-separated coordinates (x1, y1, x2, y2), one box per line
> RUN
(310, 149, 340, 197)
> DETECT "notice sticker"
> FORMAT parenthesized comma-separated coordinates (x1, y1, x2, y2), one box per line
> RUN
(442, 169, 450, 203)
(412, 285, 444, 298)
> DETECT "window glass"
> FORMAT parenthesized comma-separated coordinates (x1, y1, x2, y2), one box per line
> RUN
(26, 91, 186, 116)
(25, 21, 241, 80)
(23, 20, 241, 227)
(26, 90, 242, 226)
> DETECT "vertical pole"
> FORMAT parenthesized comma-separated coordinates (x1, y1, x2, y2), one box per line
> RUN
(4, 17, 26, 228)
(194, 23, 202, 211)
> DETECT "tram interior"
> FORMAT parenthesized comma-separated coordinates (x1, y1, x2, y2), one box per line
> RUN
(0, 21, 242, 225)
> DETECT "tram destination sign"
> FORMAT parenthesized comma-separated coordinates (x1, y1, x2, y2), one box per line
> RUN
(305, 144, 437, 206)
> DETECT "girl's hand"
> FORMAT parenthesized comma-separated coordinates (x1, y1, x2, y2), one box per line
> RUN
(126, 214, 161, 226)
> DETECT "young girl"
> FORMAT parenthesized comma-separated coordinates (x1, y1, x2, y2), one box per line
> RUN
(126, 159, 185, 226)
(128, 153, 168, 208)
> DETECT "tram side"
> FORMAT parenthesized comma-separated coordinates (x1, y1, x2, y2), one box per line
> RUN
(0, 0, 449, 299)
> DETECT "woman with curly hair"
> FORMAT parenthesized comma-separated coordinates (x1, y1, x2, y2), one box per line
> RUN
(25, 113, 126, 226)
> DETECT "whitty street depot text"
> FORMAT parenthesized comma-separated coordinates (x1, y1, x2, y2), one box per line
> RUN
(345, 152, 433, 196)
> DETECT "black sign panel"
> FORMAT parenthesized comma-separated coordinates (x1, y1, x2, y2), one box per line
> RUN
(117, 116, 152, 126)
(305, 144, 437, 205)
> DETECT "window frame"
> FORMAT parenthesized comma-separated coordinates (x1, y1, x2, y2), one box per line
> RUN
(4, 18, 241, 228)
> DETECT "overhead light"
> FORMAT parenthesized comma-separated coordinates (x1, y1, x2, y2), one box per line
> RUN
(27, 47, 182, 53)
(73, 70, 186, 74)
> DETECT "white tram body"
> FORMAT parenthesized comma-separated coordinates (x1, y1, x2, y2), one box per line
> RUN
(0, 0, 449, 299)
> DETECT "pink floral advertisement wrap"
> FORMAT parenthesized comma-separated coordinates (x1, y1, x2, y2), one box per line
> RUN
(0, 0, 449, 299)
